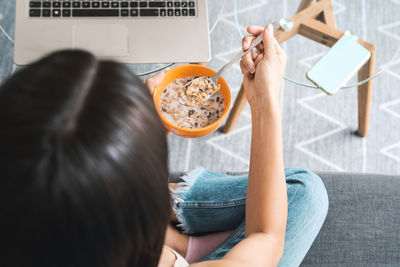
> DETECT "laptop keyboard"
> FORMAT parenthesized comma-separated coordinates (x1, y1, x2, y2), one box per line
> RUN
(29, 1, 197, 18)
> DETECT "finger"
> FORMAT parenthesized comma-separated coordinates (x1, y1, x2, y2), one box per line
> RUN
(244, 35, 264, 55)
(242, 48, 256, 74)
(247, 25, 265, 52)
(256, 43, 264, 53)
(251, 49, 258, 61)
(145, 71, 164, 88)
(240, 60, 251, 76)
(247, 25, 264, 36)
(242, 35, 256, 51)
(254, 53, 263, 65)
(145, 71, 165, 93)
(271, 33, 284, 55)
(263, 24, 276, 59)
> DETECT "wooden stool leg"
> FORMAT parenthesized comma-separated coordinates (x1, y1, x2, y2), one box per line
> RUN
(322, 1, 337, 27)
(357, 51, 376, 137)
(222, 84, 247, 133)
(297, 0, 315, 12)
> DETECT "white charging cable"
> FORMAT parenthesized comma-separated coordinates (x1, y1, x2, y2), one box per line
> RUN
(209, 0, 226, 35)
(0, 24, 14, 44)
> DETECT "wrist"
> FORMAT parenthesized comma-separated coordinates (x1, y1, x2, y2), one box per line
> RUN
(250, 96, 280, 116)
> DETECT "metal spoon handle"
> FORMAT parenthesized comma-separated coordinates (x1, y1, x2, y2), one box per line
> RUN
(212, 22, 280, 84)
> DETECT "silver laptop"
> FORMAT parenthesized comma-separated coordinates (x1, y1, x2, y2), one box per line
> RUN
(14, 0, 211, 65)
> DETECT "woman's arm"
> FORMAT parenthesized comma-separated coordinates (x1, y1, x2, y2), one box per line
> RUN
(192, 24, 287, 267)
(243, 23, 287, 254)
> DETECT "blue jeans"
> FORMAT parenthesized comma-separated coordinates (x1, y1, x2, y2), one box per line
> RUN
(173, 167, 329, 267)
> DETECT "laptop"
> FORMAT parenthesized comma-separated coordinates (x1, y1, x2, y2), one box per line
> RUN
(14, 0, 211, 65)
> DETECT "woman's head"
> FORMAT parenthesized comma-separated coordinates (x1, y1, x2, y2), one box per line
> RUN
(0, 50, 170, 267)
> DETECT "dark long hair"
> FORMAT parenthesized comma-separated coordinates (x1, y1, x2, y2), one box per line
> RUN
(0, 50, 170, 267)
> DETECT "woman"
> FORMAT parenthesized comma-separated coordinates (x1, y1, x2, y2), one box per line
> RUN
(0, 25, 328, 267)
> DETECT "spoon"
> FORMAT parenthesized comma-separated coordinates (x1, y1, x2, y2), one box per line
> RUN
(178, 22, 280, 106)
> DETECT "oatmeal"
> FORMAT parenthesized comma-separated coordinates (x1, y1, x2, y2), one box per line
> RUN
(160, 76, 225, 129)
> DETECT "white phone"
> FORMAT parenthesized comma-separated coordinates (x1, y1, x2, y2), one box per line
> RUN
(306, 33, 371, 95)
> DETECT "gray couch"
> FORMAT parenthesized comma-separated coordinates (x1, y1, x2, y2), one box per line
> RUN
(170, 172, 400, 266)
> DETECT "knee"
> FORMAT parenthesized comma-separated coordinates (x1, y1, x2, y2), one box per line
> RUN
(285, 168, 329, 219)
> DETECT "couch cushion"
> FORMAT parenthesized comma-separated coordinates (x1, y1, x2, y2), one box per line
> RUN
(302, 172, 400, 266)
(170, 171, 400, 266)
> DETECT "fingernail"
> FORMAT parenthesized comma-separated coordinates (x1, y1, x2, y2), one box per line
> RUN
(250, 65, 255, 73)
(268, 24, 273, 33)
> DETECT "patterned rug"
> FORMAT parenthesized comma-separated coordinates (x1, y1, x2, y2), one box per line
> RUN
(1, 0, 399, 174)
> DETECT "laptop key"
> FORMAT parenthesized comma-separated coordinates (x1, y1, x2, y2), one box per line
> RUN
(30, 1, 41, 8)
(63, 2, 71, 8)
(149, 2, 166, 8)
(29, 9, 41, 17)
(62, 9, 71, 17)
(73, 9, 119, 17)
(140, 9, 159, 16)
(42, 9, 51, 17)
(53, 9, 61, 17)
(131, 9, 138, 16)
(31, 1, 197, 19)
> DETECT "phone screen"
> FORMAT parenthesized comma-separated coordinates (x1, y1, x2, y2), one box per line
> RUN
(306, 34, 371, 95)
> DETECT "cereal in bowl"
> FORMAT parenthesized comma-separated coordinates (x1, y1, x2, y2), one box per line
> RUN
(160, 76, 224, 129)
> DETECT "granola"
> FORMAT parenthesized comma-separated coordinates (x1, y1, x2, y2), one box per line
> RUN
(179, 76, 221, 108)
(160, 76, 225, 129)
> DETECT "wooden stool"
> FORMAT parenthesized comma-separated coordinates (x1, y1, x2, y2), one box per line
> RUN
(222, 0, 376, 137)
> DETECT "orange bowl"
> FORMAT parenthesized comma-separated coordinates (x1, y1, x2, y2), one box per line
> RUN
(153, 64, 231, 138)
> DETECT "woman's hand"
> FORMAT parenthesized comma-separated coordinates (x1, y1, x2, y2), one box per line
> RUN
(145, 71, 165, 93)
(240, 24, 286, 106)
